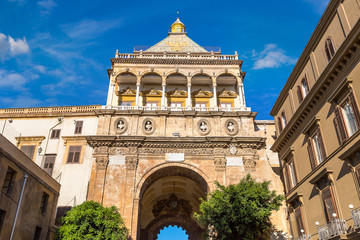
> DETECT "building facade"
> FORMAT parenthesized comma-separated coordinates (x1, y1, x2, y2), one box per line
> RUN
(271, 0, 360, 239)
(0, 134, 60, 240)
(0, 19, 287, 239)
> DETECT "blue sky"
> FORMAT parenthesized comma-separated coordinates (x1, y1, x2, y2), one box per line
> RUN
(0, 0, 328, 120)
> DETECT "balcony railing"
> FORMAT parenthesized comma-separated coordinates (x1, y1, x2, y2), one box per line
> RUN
(115, 52, 238, 60)
(103, 105, 251, 112)
(294, 234, 311, 240)
(351, 208, 360, 229)
(317, 219, 347, 240)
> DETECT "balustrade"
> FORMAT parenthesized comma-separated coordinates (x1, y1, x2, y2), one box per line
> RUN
(317, 219, 347, 240)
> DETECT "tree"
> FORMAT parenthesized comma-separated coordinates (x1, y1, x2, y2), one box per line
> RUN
(194, 175, 284, 240)
(56, 201, 128, 240)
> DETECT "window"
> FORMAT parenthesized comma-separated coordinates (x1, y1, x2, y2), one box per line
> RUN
(120, 101, 132, 106)
(307, 129, 326, 169)
(0, 209, 5, 234)
(277, 117, 283, 132)
(50, 129, 61, 139)
(74, 121, 83, 134)
(284, 159, 298, 191)
(43, 155, 56, 175)
(278, 111, 287, 132)
(297, 76, 309, 104)
(2, 167, 16, 195)
(20, 145, 36, 160)
(325, 38, 336, 62)
(322, 187, 338, 222)
(67, 146, 81, 163)
(33, 226, 42, 240)
(295, 207, 305, 236)
(40, 192, 49, 214)
(334, 92, 360, 142)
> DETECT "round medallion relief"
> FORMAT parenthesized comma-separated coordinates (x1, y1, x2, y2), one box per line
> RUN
(115, 118, 128, 134)
(197, 119, 211, 136)
(224, 119, 239, 136)
(142, 118, 156, 135)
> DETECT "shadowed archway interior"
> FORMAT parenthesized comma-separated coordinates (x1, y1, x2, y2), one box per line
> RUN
(138, 166, 208, 240)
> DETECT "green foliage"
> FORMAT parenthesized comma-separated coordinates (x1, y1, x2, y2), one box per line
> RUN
(56, 201, 128, 240)
(194, 174, 284, 240)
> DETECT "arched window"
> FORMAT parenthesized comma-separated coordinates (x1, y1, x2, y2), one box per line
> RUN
(325, 38, 335, 62)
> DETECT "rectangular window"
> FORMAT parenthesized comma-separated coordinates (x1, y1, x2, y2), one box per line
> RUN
(307, 129, 326, 169)
(322, 187, 338, 222)
(20, 145, 36, 160)
(295, 207, 305, 236)
(43, 155, 56, 175)
(281, 112, 287, 128)
(301, 77, 309, 98)
(74, 121, 83, 134)
(33, 226, 42, 240)
(50, 129, 61, 139)
(288, 160, 298, 188)
(2, 167, 16, 195)
(67, 146, 81, 163)
(0, 209, 5, 234)
(40, 192, 49, 214)
(277, 117, 283, 132)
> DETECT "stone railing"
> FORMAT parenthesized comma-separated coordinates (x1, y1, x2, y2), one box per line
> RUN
(103, 105, 251, 112)
(0, 105, 101, 115)
(116, 52, 238, 60)
(351, 208, 360, 229)
(317, 219, 347, 240)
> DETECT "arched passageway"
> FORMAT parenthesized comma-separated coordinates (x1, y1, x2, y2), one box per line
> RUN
(138, 166, 209, 240)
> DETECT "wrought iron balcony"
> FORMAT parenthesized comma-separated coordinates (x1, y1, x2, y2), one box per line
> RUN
(317, 219, 347, 240)
(103, 105, 251, 112)
(351, 208, 360, 229)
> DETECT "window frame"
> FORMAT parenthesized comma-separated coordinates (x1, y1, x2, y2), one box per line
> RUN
(322, 186, 338, 223)
(1, 167, 16, 195)
(66, 145, 82, 164)
(43, 155, 56, 175)
(307, 128, 326, 169)
(20, 145, 36, 160)
(50, 129, 61, 139)
(40, 192, 49, 214)
(325, 37, 336, 62)
(294, 206, 306, 236)
(334, 92, 360, 143)
(74, 121, 83, 134)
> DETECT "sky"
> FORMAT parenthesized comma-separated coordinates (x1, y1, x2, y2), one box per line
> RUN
(0, 0, 330, 120)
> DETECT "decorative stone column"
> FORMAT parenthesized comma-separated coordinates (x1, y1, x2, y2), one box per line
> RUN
(88, 145, 110, 204)
(187, 76, 192, 108)
(238, 72, 246, 108)
(161, 85, 166, 108)
(212, 76, 218, 109)
(214, 147, 226, 185)
(135, 84, 140, 108)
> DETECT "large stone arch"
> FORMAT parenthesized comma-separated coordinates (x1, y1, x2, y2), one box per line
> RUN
(135, 163, 214, 240)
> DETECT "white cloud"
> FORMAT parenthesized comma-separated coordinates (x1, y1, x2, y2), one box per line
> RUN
(61, 19, 122, 40)
(303, 0, 330, 14)
(0, 70, 28, 90)
(37, 0, 57, 15)
(33, 65, 47, 73)
(0, 33, 30, 60)
(252, 44, 297, 70)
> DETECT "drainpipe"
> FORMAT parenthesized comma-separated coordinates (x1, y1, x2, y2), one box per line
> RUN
(10, 174, 28, 240)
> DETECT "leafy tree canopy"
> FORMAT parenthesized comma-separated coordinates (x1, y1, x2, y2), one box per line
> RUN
(56, 201, 128, 240)
(195, 174, 284, 240)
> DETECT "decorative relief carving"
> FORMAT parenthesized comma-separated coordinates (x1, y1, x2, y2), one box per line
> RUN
(225, 119, 239, 136)
(214, 157, 226, 171)
(125, 156, 138, 170)
(243, 155, 258, 171)
(197, 119, 211, 136)
(142, 118, 156, 135)
(115, 118, 128, 134)
(95, 156, 109, 169)
(218, 89, 237, 98)
(152, 195, 193, 218)
(229, 144, 237, 155)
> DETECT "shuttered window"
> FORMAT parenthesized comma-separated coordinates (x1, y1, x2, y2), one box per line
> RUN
(67, 146, 81, 163)
(322, 187, 338, 222)
(40, 192, 49, 214)
(2, 167, 16, 195)
(307, 129, 326, 169)
(277, 117, 283, 132)
(297, 86, 303, 103)
(334, 92, 360, 143)
(295, 207, 305, 236)
(20, 145, 36, 160)
(74, 121, 83, 134)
